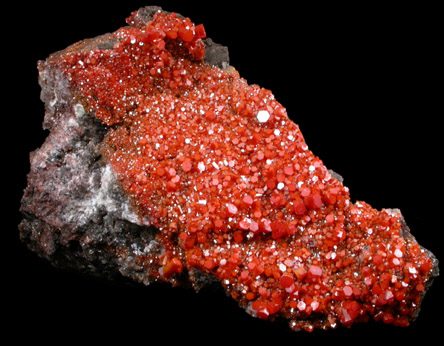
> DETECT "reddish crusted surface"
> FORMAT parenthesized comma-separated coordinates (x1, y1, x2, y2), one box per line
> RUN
(56, 11, 434, 331)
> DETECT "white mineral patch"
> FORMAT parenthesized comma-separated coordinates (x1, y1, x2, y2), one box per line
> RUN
(198, 162, 206, 172)
(74, 164, 139, 226)
(257, 110, 270, 123)
(74, 103, 85, 118)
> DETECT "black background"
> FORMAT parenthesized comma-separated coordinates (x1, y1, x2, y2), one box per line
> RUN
(7, 0, 442, 342)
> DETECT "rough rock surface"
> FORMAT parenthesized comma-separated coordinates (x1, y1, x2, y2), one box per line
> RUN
(19, 6, 438, 331)
(19, 6, 229, 289)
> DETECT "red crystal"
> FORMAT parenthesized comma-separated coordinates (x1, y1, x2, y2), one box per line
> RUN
(162, 257, 183, 278)
(52, 9, 437, 332)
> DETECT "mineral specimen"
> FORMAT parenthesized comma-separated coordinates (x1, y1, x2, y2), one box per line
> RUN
(19, 6, 438, 332)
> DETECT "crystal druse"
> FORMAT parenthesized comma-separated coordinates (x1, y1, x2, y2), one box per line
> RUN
(19, 6, 438, 332)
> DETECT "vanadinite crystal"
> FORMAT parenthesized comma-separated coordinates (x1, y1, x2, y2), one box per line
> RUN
(20, 6, 438, 332)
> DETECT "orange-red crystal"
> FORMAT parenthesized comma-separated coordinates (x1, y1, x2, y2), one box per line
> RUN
(57, 11, 434, 331)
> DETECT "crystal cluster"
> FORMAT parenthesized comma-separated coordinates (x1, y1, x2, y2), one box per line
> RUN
(20, 6, 438, 332)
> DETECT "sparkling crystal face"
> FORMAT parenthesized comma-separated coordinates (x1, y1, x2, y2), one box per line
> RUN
(56, 11, 435, 331)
